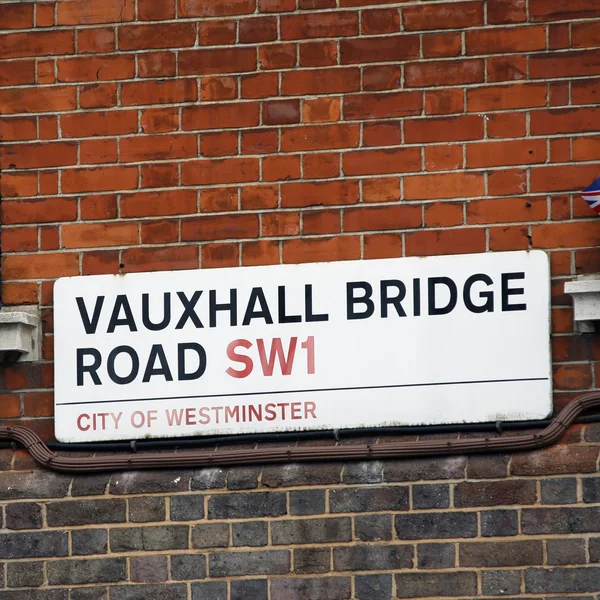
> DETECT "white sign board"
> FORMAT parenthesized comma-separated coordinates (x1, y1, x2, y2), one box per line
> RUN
(54, 251, 552, 443)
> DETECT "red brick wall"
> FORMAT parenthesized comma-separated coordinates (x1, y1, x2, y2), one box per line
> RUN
(2, 2, 600, 597)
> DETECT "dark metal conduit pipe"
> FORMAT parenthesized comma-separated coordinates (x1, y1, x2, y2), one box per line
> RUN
(1, 392, 600, 474)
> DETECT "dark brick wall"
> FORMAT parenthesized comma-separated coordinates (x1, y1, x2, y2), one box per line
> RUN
(2, 428, 600, 598)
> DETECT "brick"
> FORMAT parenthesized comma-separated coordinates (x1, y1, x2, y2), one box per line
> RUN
(121, 79, 197, 105)
(283, 236, 361, 263)
(58, 0, 135, 24)
(293, 548, 331, 574)
(405, 59, 484, 87)
(111, 584, 187, 600)
(209, 550, 290, 576)
(467, 139, 547, 168)
(183, 102, 259, 130)
(209, 491, 286, 519)
(260, 43, 297, 69)
(525, 567, 600, 594)
(57, 55, 134, 82)
(481, 509, 519, 537)
(355, 575, 392, 600)
(466, 26, 546, 54)
(413, 484, 450, 510)
(271, 577, 351, 599)
(191, 581, 227, 600)
(182, 214, 258, 242)
(487, 54, 528, 82)
(171, 554, 207, 581)
(290, 489, 326, 516)
(120, 134, 197, 163)
(0, 531, 67, 559)
(119, 23, 196, 50)
(232, 521, 268, 547)
(345, 205, 421, 232)
(282, 67, 360, 95)
(2, 3, 34, 29)
(417, 543, 455, 569)
(531, 107, 600, 136)
(47, 499, 126, 526)
(80, 83, 118, 109)
(272, 517, 352, 545)
(179, 48, 257, 76)
(363, 65, 402, 91)
(129, 496, 166, 522)
(282, 123, 359, 152)
(0, 60, 36, 87)
(130, 555, 168, 583)
(192, 523, 230, 549)
(334, 545, 412, 571)
(171, 494, 205, 521)
(405, 115, 483, 143)
(0, 591, 67, 600)
(341, 36, 419, 64)
(344, 148, 421, 176)
(481, 570, 521, 595)
(0, 30, 74, 59)
(121, 190, 197, 218)
(70, 474, 110, 497)
(240, 16, 277, 43)
(0, 471, 71, 500)
(540, 477, 578, 504)
(468, 83, 548, 112)
(281, 12, 358, 39)
(531, 50, 600, 79)
(302, 97, 341, 123)
(395, 512, 478, 540)
(110, 526, 189, 552)
(7, 561, 44, 588)
(363, 121, 402, 147)
(522, 507, 600, 534)
(1, 142, 78, 169)
(467, 197, 546, 224)
(178, 0, 255, 17)
(511, 445, 599, 475)
(281, 180, 359, 208)
(344, 91, 421, 120)
(583, 477, 600, 502)
(423, 32, 462, 58)
(395, 572, 477, 598)
(384, 456, 467, 482)
(138, 52, 177, 78)
(181, 158, 259, 185)
(61, 222, 139, 249)
(231, 580, 268, 600)
(300, 41, 338, 66)
(355, 514, 393, 542)
(460, 540, 542, 567)
(488, 0, 527, 24)
(72, 529, 108, 556)
(425, 89, 465, 115)
(455, 480, 536, 507)
(547, 538, 587, 565)
(5, 503, 42, 530)
(330, 486, 409, 512)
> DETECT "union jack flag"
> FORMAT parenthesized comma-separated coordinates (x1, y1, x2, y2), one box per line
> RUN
(581, 176, 600, 215)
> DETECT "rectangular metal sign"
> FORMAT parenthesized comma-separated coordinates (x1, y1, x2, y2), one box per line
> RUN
(54, 250, 552, 443)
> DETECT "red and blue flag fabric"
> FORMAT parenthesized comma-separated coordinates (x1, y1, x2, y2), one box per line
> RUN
(581, 176, 600, 215)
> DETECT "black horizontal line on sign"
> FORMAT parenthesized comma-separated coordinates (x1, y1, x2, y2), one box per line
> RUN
(56, 377, 549, 407)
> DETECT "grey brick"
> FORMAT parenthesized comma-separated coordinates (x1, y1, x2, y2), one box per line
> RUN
(226, 466, 261, 489)
(272, 517, 352, 545)
(171, 554, 207, 581)
(208, 491, 286, 519)
(482, 570, 521, 596)
(128, 496, 165, 522)
(72, 528, 108, 556)
(417, 543, 455, 569)
(0, 592, 67, 600)
(70, 588, 108, 600)
(541, 477, 577, 504)
(7, 561, 44, 588)
(290, 489, 326, 516)
(355, 514, 392, 542)
(46, 499, 126, 526)
(395, 572, 477, 598)
(110, 584, 187, 600)
(459, 540, 542, 567)
(231, 579, 268, 600)
(342, 461, 383, 484)
(110, 526, 189, 552)
(209, 550, 290, 577)
(232, 520, 268, 547)
(47, 558, 126, 585)
(294, 548, 331, 574)
(5, 503, 42, 530)
(170, 494, 205, 521)
(525, 566, 600, 593)
(262, 463, 341, 487)
(130, 555, 168, 583)
(547, 538, 587, 565)
(0, 531, 68, 559)
(109, 471, 190, 495)
(466, 455, 510, 479)
(334, 545, 412, 571)
(522, 507, 600, 534)
(191, 581, 227, 600)
(590, 536, 600, 562)
(481, 509, 518, 537)
(395, 512, 477, 540)
(582, 477, 600, 502)
(330, 486, 408, 513)
(190, 468, 226, 491)
(192, 523, 229, 549)
(71, 474, 109, 496)
(384, 456, 467, 482)
(412, 484, 450, 509)
(355, 574, 393, 600)
(271, 576, 351, 599)
(0, 472, 71, 500)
